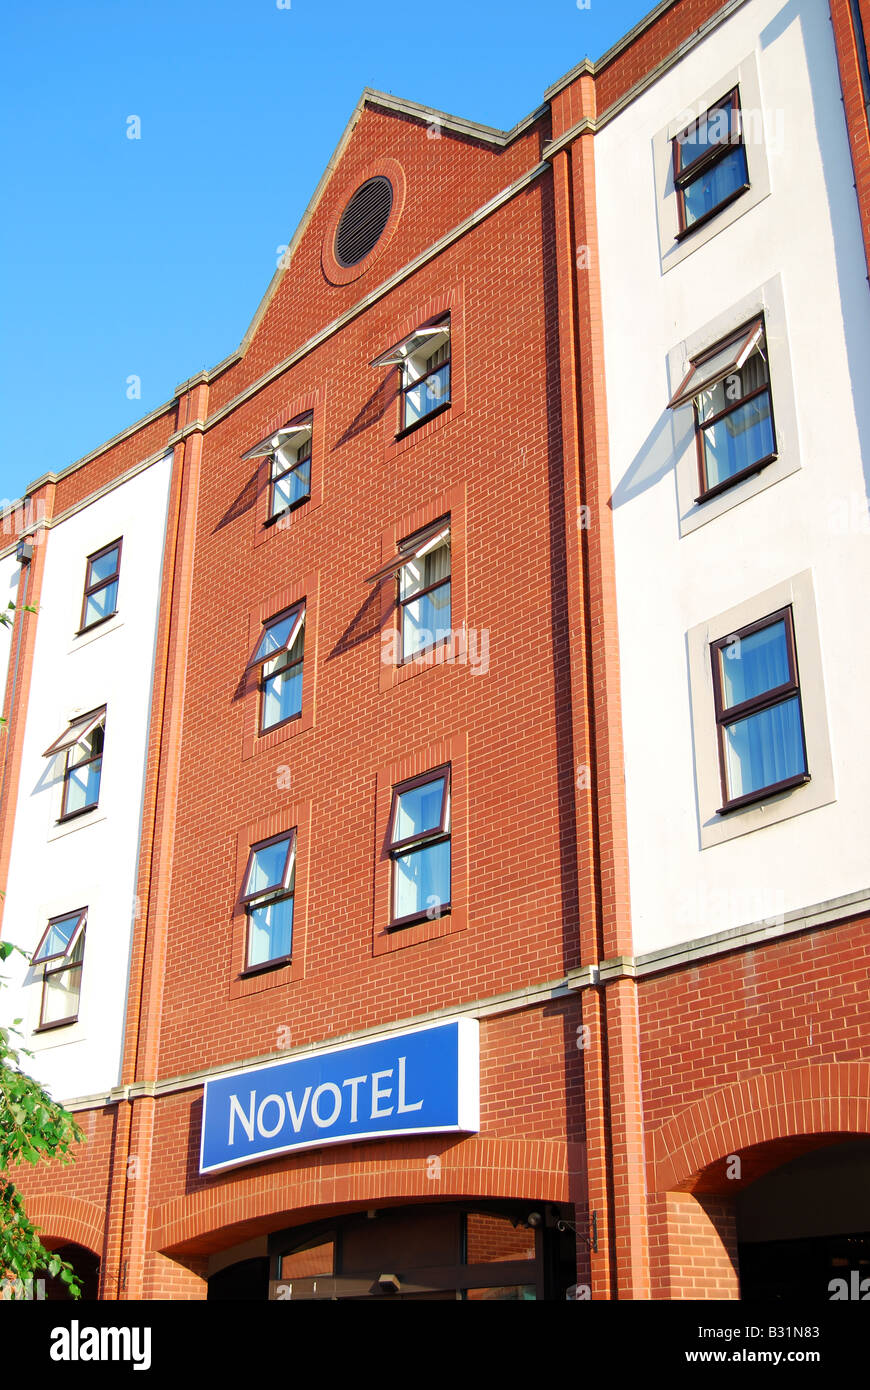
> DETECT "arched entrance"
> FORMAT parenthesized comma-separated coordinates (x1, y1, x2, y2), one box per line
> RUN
(647, 1063, 870, 1300)
(737, 1138, 870, 1300)
(41, 1242, 101, 1301)
(207, 1201, 576, 1301)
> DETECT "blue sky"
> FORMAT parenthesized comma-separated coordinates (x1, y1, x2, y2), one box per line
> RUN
(0, 0, 654, 504)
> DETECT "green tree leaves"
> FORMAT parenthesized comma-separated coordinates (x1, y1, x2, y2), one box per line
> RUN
(1, 939, 85, 1299)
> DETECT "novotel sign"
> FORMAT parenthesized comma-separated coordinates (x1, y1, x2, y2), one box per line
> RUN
(199, 1018, 479, 1174)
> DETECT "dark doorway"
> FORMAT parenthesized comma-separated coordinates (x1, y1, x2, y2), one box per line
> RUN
(42, 1244, 100, 1300)
(208, 1256, 270, 1300)
(265, 1201, 576, 1301)
(737, 1139, 870, 1300)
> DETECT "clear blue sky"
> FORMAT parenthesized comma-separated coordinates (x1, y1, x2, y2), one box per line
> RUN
(1, 0, 654, 504)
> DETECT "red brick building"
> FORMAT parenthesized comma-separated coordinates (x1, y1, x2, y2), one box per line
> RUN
(2, 0, 869, 1301)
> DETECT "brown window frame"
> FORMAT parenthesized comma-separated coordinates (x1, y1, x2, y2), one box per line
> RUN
(35, 922, 86, 1033)
(241, 416, 314, 527)
(32, 908, 87, 966)
(670, 317, 778, 503)
(248, 604, 305, 736)
(44, 707, 106, 823)
(673, 88, 750, 240)
(397, 316, 451, 438)
(78, 539, 122, 635)
(388, 765, 451, 929)
(371, 316, 452, 441)
(710, 607, 810, 814)
(266, 422, 313, 525)
(240, 829, 296, 974)
(366, 517, 452, 666)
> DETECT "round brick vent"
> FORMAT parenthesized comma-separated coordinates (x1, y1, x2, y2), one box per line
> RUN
(334, 176, 394, 268)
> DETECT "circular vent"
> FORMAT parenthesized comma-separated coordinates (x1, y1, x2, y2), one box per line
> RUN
(334, 176, 394, 268)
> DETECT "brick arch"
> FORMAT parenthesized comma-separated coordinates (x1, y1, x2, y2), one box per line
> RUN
(25, 1195, 105, 1256)
(648, 1063, 870, 1194)
(151, 1136, 582, 1256)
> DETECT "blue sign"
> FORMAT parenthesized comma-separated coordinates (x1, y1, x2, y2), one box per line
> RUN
(199, 1018, 479, 1174)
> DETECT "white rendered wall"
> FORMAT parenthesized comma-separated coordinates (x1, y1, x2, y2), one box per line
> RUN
(595, 0, 870, 954)
(0, 456, 171, 1101)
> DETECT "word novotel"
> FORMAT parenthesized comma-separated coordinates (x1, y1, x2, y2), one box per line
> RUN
(199, 1018, 479, 1173)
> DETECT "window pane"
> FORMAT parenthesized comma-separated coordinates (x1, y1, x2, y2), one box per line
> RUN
(719, 620, 790, 709)
(41, 963, 82, 1026)
(65, 757, 102, 814)
(394, 839, 450, 920)
(696, 347, 768, 423)
(404, 363, 450, 426)
(676, 101, 734, 171)
(83, 579, 119, 627)
(247, 896, 294, 966)
(400, 543, 450, 601)
(272, 460, 311, 514)
(254, 611, 301, 662)
(88, 546, 119, 583)
(701, 392, 774, 489)
(34, 912, 82, 963)
(723, 696, 806, 800)
(402, 582, 451, 658)
(394, 776, 446, 841)
(45, 710, 104, 758)
(68, 724, 104, 768)
(262, 662, 303, 729)
(682, 144, 748, 226)
(246, 837, 293, 896)
(466, 1213, 536, 1264)
(405, 335, 449, 382)
(274, 435, 311, 470)
(280, 1239, 335, 1280)
(464, 1285, 537, 1301)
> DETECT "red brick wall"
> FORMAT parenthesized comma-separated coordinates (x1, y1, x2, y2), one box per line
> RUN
(151, 171, 582, 1080)
(640, 919, 870, 1139)
(640, 919, 870, 1296)
(830, 0, 870, 279)
(139, 1004, 583, 1260)
(207, 105, 548, 417)
(648, 1191, 740, 1300)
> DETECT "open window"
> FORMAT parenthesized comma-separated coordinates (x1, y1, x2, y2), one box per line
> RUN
(33, 909, 87, 1030)
(79, 540, 121, 633)
(247, 605, 305, 734)
(388, 767, 451, 928)
(669, 316, 776, 501)
(367, 518, 451, 662)
(243, 416, 313, 523)
(44, 708, 106, 820)
(371, 316, 451, 435)
(672, 88, 749, 239)
(241, 831, 296, 970)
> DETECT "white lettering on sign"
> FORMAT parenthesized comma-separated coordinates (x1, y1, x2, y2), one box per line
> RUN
(257, 1095, 285, 1138)
(285, 1085, 312, 1131)
(371, 1070, 394, 1118)
(342, 1075, 366, 1121)
(397, 1056, 424, 1113)
(224, 1059, 427, 1146)
(229, 1091, 256, 1145)
(312, 1083, 342, 1128)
